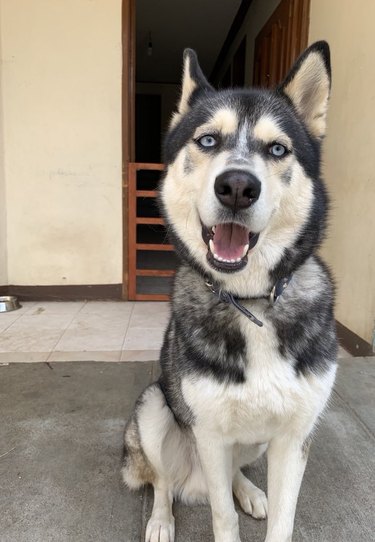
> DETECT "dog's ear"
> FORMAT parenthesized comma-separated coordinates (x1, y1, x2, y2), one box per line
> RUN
(278, 41, 331, 138)
(170, 49, 213, 127)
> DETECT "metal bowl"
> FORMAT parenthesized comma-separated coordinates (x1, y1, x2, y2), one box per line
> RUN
(0, 296, 22, 313)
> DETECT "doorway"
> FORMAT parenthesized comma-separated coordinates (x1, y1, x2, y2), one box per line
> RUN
(122, 0, 311, 300)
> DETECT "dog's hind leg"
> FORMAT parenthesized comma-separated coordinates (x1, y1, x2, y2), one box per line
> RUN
(232, 443, 268, 520)
(123, 383, 184, 541)
(122, 415, 156, 491)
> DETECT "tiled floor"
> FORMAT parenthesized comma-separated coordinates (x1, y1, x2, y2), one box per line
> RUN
(0, 301, 168, 363)
(0, 301, 351, 363)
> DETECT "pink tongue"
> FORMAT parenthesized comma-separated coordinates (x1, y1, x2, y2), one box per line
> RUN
(213, 223, 249, 260)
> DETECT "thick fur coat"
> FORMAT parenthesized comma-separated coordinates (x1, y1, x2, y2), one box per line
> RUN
(122, 42, 337, 542)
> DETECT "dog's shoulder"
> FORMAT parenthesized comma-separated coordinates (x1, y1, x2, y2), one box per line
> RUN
(268, 255, 337, 375)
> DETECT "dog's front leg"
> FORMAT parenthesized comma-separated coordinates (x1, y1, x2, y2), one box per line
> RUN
(195, 430, 240, 542)
(265, 434, 310, 542)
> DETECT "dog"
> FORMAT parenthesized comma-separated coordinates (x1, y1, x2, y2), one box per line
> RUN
(122, 41, 337, 542)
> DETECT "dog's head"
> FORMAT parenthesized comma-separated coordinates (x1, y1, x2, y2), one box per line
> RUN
(161, 42, 331, 295)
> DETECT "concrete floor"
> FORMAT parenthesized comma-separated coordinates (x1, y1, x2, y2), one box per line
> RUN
(0, 358, 374, 542)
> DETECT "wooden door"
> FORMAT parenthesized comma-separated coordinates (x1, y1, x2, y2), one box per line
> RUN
(253, 0, 310, 88)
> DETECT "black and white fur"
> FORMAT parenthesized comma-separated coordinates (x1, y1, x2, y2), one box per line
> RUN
(122, 42, 337, 542)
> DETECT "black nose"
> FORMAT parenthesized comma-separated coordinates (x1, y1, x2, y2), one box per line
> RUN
(214, 169, 261, 211)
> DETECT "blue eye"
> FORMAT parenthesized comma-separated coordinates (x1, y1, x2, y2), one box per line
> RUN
(269, 143, 288, 157)
(197, 134, 218, 148)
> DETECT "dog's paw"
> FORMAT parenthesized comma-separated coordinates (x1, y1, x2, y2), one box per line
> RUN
(145, 516, 175, 542)
(233, 477, 268, 520)
(215, 536, 241, 542)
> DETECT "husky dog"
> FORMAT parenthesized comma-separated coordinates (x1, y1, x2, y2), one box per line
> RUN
(122, 41, 337, 542)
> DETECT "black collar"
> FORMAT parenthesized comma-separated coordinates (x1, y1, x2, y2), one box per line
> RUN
(204, 276, 292, 327)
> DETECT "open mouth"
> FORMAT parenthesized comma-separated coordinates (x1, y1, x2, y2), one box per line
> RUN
(201, 222, 259, 273)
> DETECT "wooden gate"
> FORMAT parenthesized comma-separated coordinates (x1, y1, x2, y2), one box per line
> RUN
(127, 162, 175, 301)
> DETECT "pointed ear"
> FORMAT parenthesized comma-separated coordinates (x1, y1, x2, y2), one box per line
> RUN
(279, 41, 331, 138)
(170, 49, 213, 127)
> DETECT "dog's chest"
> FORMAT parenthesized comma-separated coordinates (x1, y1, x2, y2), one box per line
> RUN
(181, 311, 328, 444)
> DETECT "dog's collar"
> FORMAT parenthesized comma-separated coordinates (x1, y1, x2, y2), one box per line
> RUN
(204, 275, 292, 328)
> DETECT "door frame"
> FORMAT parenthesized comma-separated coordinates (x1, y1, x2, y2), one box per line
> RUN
(122, 0, 136, 299)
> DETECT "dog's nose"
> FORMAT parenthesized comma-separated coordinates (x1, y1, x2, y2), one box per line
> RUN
(214, 170, 261, 210)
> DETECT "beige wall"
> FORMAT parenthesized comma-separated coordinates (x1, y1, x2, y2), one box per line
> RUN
(0, 6, 6, 284)
(309, 0, 375, 343)
(214, 0, 280, 86)
(0, 0, 122, 286)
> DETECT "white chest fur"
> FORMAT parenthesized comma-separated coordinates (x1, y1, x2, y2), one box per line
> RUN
(181, 307, 336, 445)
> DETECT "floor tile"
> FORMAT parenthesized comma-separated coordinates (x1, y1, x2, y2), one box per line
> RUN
(68, 312, 131, 328)
(6, 313, 74, 331)
(0, 302, 36, 332)
(79, 301, 134, 315)
(0, 313, 22, 333)
(0, 329, 63, 353)
(131, 301, 169, 314)
(129, 302, 170, 329)
(54, 331, 124, 352)
(48, 351, 122, 362)
(123, 327, 165, 350)
(24, 301, 85, 315)
(120, 349, 160, 362)
(55, 313, 131, 352)
(0, 351, 50, 363)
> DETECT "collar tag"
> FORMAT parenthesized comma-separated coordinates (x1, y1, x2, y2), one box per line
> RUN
(204, 280, 216, 294)
(270, 276, 292, 304)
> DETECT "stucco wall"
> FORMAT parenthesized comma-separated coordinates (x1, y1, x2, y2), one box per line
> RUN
(309, 0, 375, 343)
(0, 6, 7, 285)
(0, 0, 122, 286)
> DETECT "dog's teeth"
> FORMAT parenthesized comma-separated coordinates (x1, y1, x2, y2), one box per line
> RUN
(230, 259, 235, 263)
(235, 258, 241, 262)
(242, 244, 249, 257)
(211, 226, 216, 233)
(209, 240, 214, 253)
